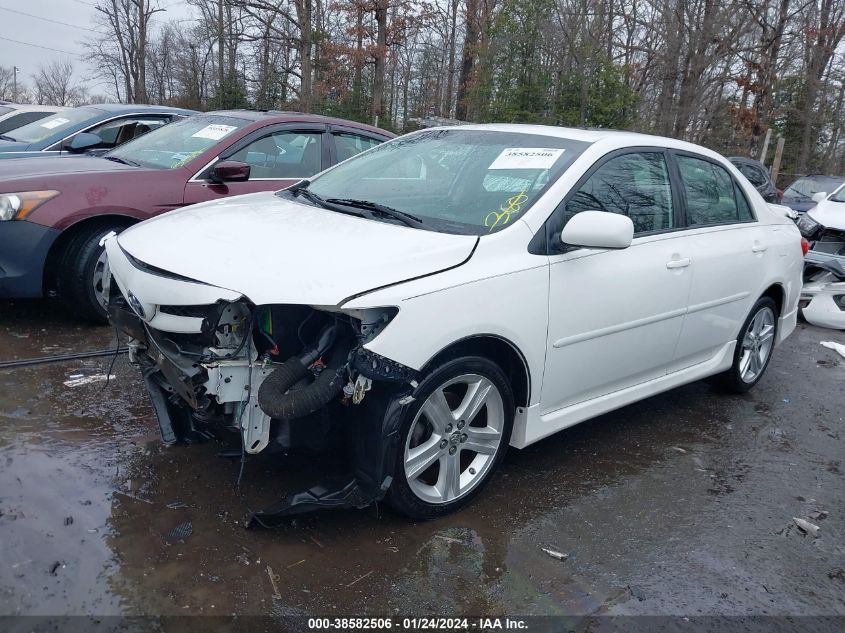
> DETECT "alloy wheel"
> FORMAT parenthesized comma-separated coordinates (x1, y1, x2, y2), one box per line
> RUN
(739, 306, 775, 383)
(403, 373, 505, 504)
(92, 249, 109, 309)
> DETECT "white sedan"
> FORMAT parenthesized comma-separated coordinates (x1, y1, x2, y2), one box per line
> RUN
(103, 125, 804, 522)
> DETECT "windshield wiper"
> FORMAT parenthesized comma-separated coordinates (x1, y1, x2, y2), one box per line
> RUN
(324, 198, 427, 229)
(0, 135, 16, 141)
(104, 155, 140, 167)
(285, 181, 367, 218)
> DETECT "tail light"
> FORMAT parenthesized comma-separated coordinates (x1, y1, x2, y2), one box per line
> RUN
(776, 190, 784, 203)
(801, 237, 809, 256)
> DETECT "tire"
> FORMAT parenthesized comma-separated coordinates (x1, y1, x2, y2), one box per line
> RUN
(717, 297, 778, 394)
(57, 225, 120, 324)
(386, 355, 514, 519)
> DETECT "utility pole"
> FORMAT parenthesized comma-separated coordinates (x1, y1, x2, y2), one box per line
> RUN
(13, 66, 19, 102)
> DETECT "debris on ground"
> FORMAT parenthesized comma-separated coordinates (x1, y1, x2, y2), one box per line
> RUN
(792, 517, 820, 537)
(266, 565, 282, 600)
(309, 536, 324, 548)
(63, 374, 116, 388)
(829, 568, 845, 582)
(808, 509, 829, 521)
(433, 534, 462, 545)
(166, 501, 188, 509)
(163, 521, 193, 544)
(286, 559, 305, 569)
(670, 446, 687, 454)
(346, 570, 374, 587)
(63, 516, 73, 526)
(48, 561, 63, 575)
(541, 547, 569, 561)
(820, 341, 845, 359)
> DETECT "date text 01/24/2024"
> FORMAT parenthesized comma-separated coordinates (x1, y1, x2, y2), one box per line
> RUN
(307, 617, 529, 630)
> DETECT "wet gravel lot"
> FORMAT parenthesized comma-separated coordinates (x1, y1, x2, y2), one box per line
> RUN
(1, 299, 844, 619)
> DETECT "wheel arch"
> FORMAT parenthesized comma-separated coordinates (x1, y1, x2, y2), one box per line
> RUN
(760, 282, 785, 316)
(43, 213, 139, 292)
(418, 334, 531, 408)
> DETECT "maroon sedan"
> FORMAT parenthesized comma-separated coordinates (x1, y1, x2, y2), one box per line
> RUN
(0, 111, 393, 321)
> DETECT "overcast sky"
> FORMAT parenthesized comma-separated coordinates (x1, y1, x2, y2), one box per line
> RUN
(0, 0, 191, 99)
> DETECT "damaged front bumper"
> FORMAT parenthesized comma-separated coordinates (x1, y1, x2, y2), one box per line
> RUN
(800, 260, 845, 330)
(104, 236, 419, 524)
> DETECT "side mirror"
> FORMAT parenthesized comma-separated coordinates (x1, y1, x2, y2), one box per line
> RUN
(66, 132, 102, 153)
(811, 192, 827, 203)
(560, 210, 634, 250)
(210, 160, 251, 183)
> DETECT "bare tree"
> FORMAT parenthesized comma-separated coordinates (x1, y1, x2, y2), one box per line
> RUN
(31, 61, 88, 106)
(84, 0, 165, 103)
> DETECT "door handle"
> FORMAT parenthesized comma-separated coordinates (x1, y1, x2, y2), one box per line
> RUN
(752, 243, 768, 253)
(666, 257, 691, 269)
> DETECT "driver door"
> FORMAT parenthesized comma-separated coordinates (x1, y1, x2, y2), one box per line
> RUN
(183, 124, 328, 205)
(541, 150, 693, 414)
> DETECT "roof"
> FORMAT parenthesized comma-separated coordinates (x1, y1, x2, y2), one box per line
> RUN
(87, 103, 197, 115)
(206, 109, 395, 137)
(429, 123, 731, 161)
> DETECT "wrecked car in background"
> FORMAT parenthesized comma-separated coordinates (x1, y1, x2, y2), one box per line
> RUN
(797, 182, 845, 329)
(781, 174, 845, 214)
(103, 125, 804, 524)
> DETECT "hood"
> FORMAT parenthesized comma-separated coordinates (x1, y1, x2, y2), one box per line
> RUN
(0, 156, 136, 188)
(117, 191, 479, 306)
(807, 199, 845, 231)
(781, 195, 817, 213)
(0, 140, 33, 154)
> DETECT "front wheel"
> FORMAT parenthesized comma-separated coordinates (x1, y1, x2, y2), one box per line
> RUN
(717, 297, 778, 393)
(386, 355, 514, 519)
(57, 225, 121, 324)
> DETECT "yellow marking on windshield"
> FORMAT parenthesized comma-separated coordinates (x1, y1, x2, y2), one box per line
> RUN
(485, 190, 529, 231)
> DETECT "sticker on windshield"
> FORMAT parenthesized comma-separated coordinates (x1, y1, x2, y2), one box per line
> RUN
(39, 117, 70, 129)
(191, 124, 237, 140)
(489, 147, 565, 170)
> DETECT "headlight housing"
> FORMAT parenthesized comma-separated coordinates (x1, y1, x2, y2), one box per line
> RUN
(0, 190, 60, 221)
(796, 214, 820, 237)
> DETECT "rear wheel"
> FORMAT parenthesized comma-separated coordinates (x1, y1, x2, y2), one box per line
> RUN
(387, 355, 514, 519)
(718, 297, 778, 393)
(57, 225, 121, 324)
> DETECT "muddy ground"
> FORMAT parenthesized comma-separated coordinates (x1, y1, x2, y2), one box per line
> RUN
(1, 299, 844, 620)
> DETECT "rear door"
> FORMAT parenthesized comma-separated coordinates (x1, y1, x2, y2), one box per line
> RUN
(183, 123, 328, 205)
(668, 152, 767, 371)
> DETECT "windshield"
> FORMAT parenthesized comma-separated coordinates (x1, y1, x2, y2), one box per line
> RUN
(5, 107, 100, 144)
(784, 176, 845, 199)
(106, 114, 247, 169)
(306, 128, 590, 234)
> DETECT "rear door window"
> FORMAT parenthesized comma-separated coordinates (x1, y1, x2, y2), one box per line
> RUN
(677, 155, 754, 226)
(735, 162, 767, 187)
(332, 132, 382, 162)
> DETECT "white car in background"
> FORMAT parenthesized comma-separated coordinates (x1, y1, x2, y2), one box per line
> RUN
(0, 102, 64, 136)
(796, 183, 845, 328)
(103, 125, 804, 523)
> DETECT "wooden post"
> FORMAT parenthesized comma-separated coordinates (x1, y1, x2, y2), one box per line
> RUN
(770, 136, 785, 185)
(759, 128, 772, 165)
